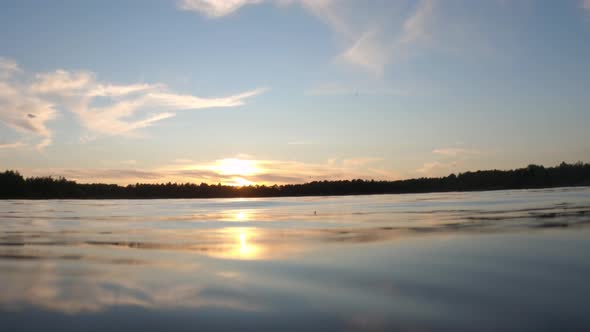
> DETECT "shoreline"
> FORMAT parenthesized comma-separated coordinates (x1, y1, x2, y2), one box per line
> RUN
(1, 184, 588, 200)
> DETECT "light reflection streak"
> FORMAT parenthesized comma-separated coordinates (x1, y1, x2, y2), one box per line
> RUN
(234, 211, 248, 222)
(206, 228, 262, 260)
(237, 230, 258, 259)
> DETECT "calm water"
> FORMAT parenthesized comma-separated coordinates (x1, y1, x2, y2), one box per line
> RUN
(1, 188, 590, 331)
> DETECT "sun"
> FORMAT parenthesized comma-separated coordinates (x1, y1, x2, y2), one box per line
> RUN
(232, 177, 254, 187)
(215, 158, 258, 177)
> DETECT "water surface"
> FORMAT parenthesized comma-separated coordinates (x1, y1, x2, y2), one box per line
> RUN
(1, 187, 590, 331)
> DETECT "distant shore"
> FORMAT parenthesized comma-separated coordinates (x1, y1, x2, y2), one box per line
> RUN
(1, 162, 589, 200)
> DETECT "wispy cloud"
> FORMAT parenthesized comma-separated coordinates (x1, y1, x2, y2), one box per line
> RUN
(337, 29, 390, 75)
(0, 78, 58, 149)
(338, 0, 437, 75)
(32, 69, 266, 137)
(399, 0, 435, 45)
(0, 141, 25, 149)
(169, 156, 393, 185)
(420, 147, 482, 176)
(340, 157, 383, 168)
(178, 0, 264, 17)
(432, 147, 481, 157)
(0, 57, 21, 78)
(415, 161, 458, 176)
(178, 0, 439, 75)
(415, 144, 489, 177)
(30, 70, 97, 94)
(179, 0, 511, 77)
(0, 57, 266, 148)
(23, 156, 396, 186)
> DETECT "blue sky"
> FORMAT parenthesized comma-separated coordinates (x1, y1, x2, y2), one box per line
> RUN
(1, 0, 589, 185)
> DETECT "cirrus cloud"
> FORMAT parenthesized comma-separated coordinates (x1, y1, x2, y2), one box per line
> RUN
(178, 0, 438, 76)
(0, 57, 267, 148)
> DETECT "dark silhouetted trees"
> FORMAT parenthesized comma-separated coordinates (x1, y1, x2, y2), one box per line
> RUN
(1, 162, 589, 199)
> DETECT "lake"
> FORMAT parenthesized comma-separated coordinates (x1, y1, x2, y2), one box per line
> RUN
(1, 187, 590, 331)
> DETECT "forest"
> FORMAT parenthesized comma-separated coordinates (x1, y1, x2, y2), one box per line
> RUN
(1, 162, 589, 199)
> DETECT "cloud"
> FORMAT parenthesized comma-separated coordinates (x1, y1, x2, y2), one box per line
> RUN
(30, 70, 95, 94)
(0, 141, 25, 149)
(0, 57, 21, 78)
(399, 0, 435, 45)
(0, 78, 58, 149)
(432, 148, 480, 157)
(583, 0, 590, 10)
(179, 0, 512, 77)
(35, 138, 52, 150)
(145, 87, 267, 109)
(178, 0, 264, 17)
(415, 161, 458, 176)
(338, 0, 437, 75)
(178, 0, 439, 75)
(341, 157, 382, 168)
(419, 147, 482, 176)
(338, 29, 390, 75)
(0, 258, 265, 314)
(0, 58, 266, 148)
(22, 156, 397, 186)
(33, 69, 266, 137)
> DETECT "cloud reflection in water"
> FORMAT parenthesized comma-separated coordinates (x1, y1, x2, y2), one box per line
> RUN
(1, 188, 590, 331)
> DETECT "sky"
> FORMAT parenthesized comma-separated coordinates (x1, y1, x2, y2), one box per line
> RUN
(1, 0, 589, 186)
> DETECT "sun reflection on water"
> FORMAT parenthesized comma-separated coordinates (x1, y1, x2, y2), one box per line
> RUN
(234, 211, 248, 222)
(237, 231, 259, 259)
(205, 211, 262, 259)
(210, 228, 261, 260)
(223, 210, 251, 222)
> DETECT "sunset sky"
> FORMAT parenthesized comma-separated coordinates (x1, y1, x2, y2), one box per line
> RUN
(1, 0, 589, 185)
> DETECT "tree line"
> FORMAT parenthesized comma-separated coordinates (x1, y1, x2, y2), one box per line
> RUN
(1, 162, 589, 199)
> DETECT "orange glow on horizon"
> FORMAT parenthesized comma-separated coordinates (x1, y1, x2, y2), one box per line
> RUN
(210, 159, 260, 186)
(230, 177, 254, 187)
